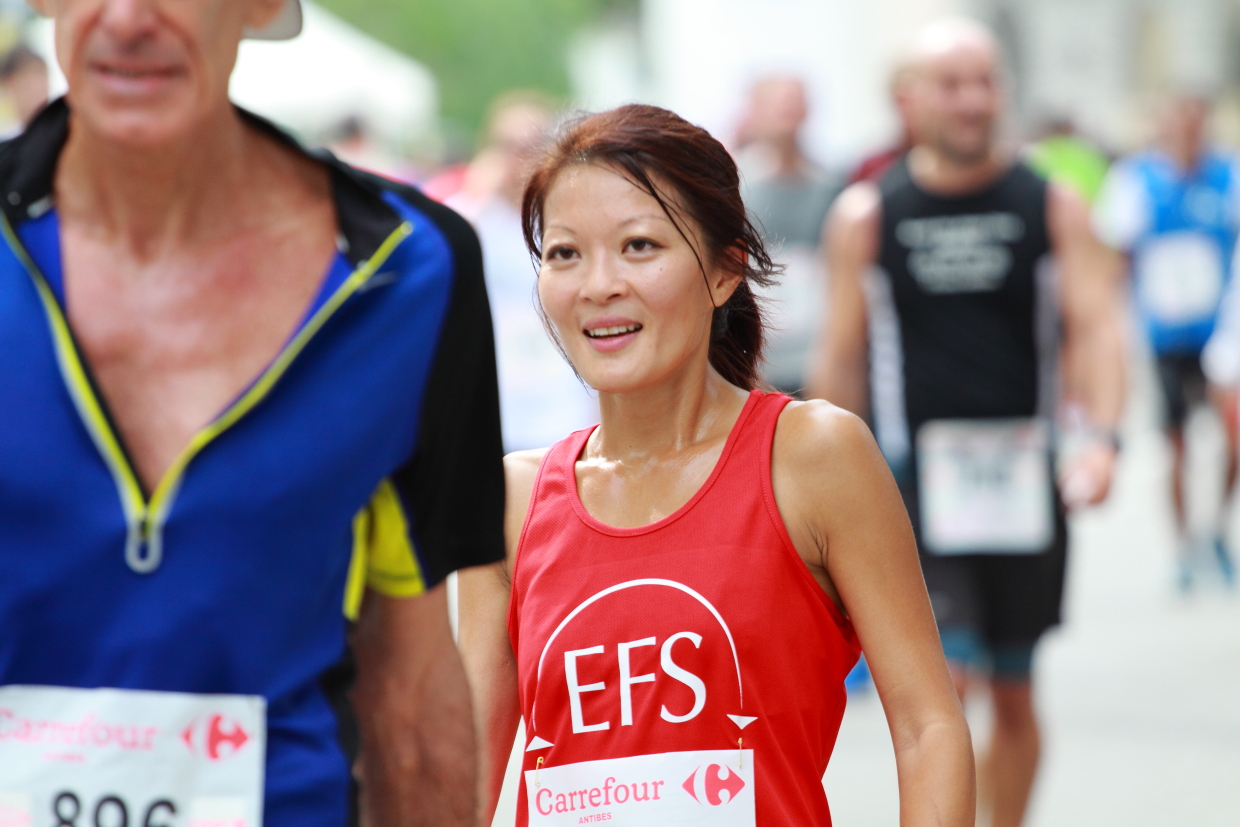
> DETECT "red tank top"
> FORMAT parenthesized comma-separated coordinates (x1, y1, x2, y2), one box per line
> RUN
(508, 390, 861, 826)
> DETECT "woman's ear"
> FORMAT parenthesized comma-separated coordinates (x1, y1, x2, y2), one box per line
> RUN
(708, 248, 747, 307)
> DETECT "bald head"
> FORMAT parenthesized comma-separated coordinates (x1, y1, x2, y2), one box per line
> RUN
(911, 16, 999, 66)
(906, 17, 1004, 165)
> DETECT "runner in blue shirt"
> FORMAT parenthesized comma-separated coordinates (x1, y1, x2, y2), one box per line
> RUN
(0, 0, 503, 823)
(1094, 93, 1238, 588)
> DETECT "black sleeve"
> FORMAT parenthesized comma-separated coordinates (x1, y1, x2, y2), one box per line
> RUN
(385, 184, 507, 587)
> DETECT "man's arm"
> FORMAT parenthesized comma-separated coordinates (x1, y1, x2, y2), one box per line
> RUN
(353, 586, 477, 826)
(806, 182, 881, 414)
(1049, 182, 1127, 506)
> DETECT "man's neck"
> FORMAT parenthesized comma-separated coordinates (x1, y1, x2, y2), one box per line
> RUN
(56, 106, 256, 261)
(907, 143, 1009, 197)
(769, 137, 805, 177)
(1162, 141, 1204, 175)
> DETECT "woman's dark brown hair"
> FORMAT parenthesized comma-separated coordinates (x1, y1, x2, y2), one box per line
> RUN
(521, 103, 781, 390)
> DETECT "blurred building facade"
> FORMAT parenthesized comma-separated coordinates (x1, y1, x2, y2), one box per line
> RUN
(569, 0, 1240, 168)
(975, 0, 1240, 150)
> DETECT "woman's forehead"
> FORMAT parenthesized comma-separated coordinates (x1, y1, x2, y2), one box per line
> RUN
(545, 163, 690, 228)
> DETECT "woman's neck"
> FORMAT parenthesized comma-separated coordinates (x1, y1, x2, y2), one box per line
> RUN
(590, 365, 750, 465)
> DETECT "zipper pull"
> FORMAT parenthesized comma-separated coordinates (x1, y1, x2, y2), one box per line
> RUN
(125, 516, 162, 574)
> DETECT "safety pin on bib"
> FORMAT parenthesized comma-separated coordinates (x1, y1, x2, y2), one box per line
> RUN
(738, 737, 744, 769)
(534, 756, 544, 787)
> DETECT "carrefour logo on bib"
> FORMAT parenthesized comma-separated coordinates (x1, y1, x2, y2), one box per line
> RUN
(526, 750, 756, 826)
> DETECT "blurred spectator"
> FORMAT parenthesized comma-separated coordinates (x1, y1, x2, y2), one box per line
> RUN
(1093, 93, 1238, 587)
(1026, 117, 1110, 205)
(734, 75, 843, 394)
(326, 114, 415, 183)
(1203, 268, 1240, 502)
(848, 60, 918, 185)
(0, 44, 49, 133)
(448, 91, 597, 451)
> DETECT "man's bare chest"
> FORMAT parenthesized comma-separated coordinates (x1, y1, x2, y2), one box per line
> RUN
(61, 232, 337, 488)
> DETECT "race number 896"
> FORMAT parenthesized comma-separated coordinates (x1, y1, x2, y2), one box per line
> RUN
(52, 792, 176, 827)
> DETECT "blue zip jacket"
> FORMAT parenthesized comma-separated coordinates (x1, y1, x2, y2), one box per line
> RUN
(0, 98, 505, 824)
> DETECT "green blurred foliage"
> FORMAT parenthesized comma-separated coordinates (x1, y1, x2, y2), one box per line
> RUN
(317, 0, 635, 147)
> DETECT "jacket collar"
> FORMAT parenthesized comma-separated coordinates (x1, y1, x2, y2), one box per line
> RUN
(0, 97, 406, 266)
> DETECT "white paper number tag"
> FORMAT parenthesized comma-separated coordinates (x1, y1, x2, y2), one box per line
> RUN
(918, 418, 1054, 555)
(0, 685, 265, 827)
(1137, 231, 1224, 325)
(526, 749, 754, 826)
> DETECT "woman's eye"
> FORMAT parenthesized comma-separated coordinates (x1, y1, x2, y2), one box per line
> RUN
(626, 238, 659, 253)
(546, 245, 577, 261)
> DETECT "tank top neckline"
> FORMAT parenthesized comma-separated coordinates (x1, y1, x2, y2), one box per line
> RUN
(895, 153, 1020, 203)
(563, 388, 764, 538)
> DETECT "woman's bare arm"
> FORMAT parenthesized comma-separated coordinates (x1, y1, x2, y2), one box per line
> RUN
(458, 449, 545, 825)
(774, 401, 975, 827)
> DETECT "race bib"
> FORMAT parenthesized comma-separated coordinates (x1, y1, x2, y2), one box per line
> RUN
(1137, 232, 1225, 324)
(526, 749, 754, 826)
(0, 685, 265, 827)
(917, 419, 1054, 555)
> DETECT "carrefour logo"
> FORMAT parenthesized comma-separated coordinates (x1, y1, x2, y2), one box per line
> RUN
(683, 763, 745, 806)
(181, 713, 250, 761)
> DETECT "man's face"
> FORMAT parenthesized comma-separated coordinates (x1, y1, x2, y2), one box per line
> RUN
(1164, 97, 1210, 155)
(914, 40, 1002, 165)
(488, 102, 552, 199)
(748, 78, 808, 144)
(33, 0, 283, 146)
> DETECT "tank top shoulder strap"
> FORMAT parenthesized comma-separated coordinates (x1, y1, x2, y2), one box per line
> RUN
(531, 426, 595, 507)
(510, 427, 594, 569)
(713, 390, 793, 485)
(877, 152, 914, 201)
(508, 426, 595, 645)
(1005, 161, 1051, 253)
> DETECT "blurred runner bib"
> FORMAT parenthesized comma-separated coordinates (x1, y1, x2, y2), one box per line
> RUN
(1137, 231, 1225, 325)
(0, 685, 264, 827)
(918, 418, 1054, 555)
(525, 749, 754, 826)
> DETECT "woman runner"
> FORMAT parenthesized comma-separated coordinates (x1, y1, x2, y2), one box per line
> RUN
(459, 104, 973, 826)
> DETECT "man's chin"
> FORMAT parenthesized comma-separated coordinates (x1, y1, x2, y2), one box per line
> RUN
(940, 139, 993, 167)
(70, 98, 209, 149)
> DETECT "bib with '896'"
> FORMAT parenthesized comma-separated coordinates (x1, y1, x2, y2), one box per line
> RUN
(0, 684, 264, 827)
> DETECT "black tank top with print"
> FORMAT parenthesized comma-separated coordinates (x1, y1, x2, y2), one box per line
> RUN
(876, 156, 1052, 438)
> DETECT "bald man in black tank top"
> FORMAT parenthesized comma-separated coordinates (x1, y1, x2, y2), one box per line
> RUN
(810, 18, 1126, 827)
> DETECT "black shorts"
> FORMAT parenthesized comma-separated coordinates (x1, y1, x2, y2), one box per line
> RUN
(1156, 352, 1207, 429)
(920, 539, 1067, 648)
(893, 456, 1068, 648)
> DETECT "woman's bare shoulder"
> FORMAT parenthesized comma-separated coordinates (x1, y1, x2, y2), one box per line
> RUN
(775, 399, 877, 466)
(773, 399, 891, 508)
(504, 449, 549, 516)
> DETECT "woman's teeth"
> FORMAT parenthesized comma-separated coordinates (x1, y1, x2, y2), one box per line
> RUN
(586, 324, 641, 339)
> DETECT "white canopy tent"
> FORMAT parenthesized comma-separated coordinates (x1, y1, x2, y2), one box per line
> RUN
(28, 2, 438, 149)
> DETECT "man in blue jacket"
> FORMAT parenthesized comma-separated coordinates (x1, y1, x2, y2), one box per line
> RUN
(1094, 93, 1238, 588)
(0, 0, 504, 823)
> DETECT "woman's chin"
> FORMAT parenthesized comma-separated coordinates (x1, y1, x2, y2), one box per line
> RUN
(576, 368, 664, 398)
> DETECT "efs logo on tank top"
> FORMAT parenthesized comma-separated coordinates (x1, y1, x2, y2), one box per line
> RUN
(528, 579, 751, 740)
(524, 579, 757, 826)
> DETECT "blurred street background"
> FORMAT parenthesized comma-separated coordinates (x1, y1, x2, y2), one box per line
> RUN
(1, 0, 1236, 823)
(8, 0, 1240, 184)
